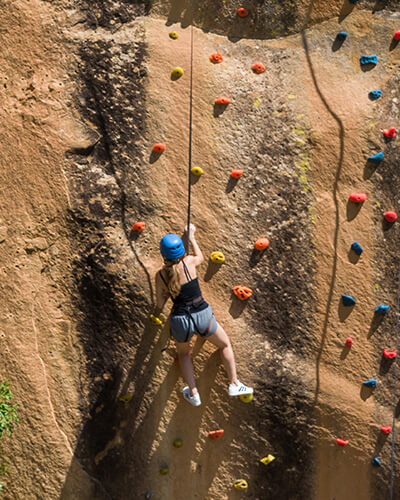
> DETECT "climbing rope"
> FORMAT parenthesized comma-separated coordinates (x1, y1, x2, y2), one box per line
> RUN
(186, 3, 194, 251)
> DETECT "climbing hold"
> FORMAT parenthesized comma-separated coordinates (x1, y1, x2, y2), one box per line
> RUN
(145, 492, 151, 500)
(363, 378, 377, 388)
(119, 393, 133, 404)
(237, 7, 249, 17)
(368, 152, 384, 163)
(360, 55, 378, 66)
(173, 438, 183, 448)
(384, 128, 396, 139)
(255, 238, 270, 251)
(159, 467, 169, 475)
(342, 295, 356, 307)
(233, 286, 253, 300)
(384, 211, 397, 223)
(337, 31, 347, 41)
(209, 53, 224, 64)
(375, 305, 389, 314)
(336, 438, 349, 447)
(369, 90, 382, 100)
(210, 251, 225, 264)
(233, 479, 248, 491)
(208, 429, 224, 440)
(169, 31, 179, 39)
(132, 222, 146, 232)
(260, 454, 275, 466)
(383, 349, 397, 360)
(394, 31, 400, 41)
(349, 193, 366, 203)
(240, 393, 253, 403)
(345, 337, 353, 348)
(215, 97, 231, 105)
(351, 242, 363, 256)
(191, 166, 203, 176)
(349, 0, 358, 3)
(152, 143, 166, 154)
(231, 170, 243, 179)
(252, 62, 266, 74)
(381, 426, 392, 434)
(372, 458, 381, 467)
(171, 67, 184, 79)
(150, 314, 162, 326)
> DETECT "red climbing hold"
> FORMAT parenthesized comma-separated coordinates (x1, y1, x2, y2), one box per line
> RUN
(336, 438, 349, 447)
(345, 338, 353, 348)
(237, 7, 249, 17)
(255, 238, 270, 251)
(381, 426, 392, 434)
(209, 429, 224, 440)
(215, 97, 231, 105)
(132, 222, 146, 232)
(383, 128, 396, 139)
(231, 170, 243, 179)
(383, 349, 397, 359)
(394, 31, 400, 41)
(233, 286, 253, 300)
(152, 143, 166, 154)
(209, 53, 224, 64)
(349, 193, 367, 203)
(384, 211, 398, 223)
(252, 63, 266, 74)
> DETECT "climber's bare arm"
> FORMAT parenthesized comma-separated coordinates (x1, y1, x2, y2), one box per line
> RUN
(185, 224, 204, 266)
(155, 271, 169, 312)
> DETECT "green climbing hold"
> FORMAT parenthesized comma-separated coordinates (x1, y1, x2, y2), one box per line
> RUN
(160, 467, 169, 475)
(173, 438, 183, 448)
(169, 32, 179, 39)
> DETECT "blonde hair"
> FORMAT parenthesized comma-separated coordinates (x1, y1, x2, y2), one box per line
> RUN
(162, 261, 181, 298)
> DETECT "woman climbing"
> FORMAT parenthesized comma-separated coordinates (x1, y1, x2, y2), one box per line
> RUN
(155, 224, 253, 406)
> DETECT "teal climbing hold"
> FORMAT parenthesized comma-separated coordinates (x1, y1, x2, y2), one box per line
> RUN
(351, 242, 363, 256)
(369, 90, 382, 100)
(360, 55, 377, 66)
(363, 379, 377, 388)
(337, 31, 347, 41)
(368, 152, 384, 163)
(342, 295, 356, 306)
(372, 458, 381, 467)
(375, 305, 389, 314)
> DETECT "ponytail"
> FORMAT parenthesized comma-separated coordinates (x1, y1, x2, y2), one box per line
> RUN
(162, 261, 181, 298)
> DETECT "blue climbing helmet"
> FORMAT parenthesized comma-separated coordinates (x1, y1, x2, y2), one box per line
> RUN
(160, 234, 185, 260)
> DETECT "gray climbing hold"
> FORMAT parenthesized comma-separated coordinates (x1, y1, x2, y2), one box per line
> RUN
(351, 242, 363, 256)
(360, 55, 377, 66)
(375, 305, 389, 315)
(342, 295, 356, 306)
(363, 378, 377, 388)
(369, 90, 382, 100)
(368, 152, 384, 163)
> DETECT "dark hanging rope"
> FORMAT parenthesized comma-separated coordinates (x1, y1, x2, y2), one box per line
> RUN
(186, 3, 194, 252)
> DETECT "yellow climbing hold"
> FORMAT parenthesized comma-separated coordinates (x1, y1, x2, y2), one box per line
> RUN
(191, 166, 203, 176)
(171, 67, 184, 79)
(173, 438, 183, 448)
(150, 314, 162, 326)
(169, 31, 179, 39)
(210, 251, 225, 264)
(233, 479, 248, 490)
(240, 393, 253, 403)
(260, 454, 275, 465)
(160, 467, 169, 475)
(119, 393, 133, 404)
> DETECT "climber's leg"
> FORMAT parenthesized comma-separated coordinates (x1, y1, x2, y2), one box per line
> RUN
(206, 324, 239, 385)
(176, 341, 198, 396)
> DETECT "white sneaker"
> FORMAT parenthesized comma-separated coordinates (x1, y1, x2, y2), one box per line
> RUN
(228, 381, 253, 397)
(183, 386, 201, 406)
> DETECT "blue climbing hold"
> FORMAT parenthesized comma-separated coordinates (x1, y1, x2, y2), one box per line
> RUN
(372, 458, 381, 467)
(351, 242, 363, 256)
(363, 378, 377, 388)
(368, 152, 384, 163)
(369, 90, 382, 100)
(342, 295, 356, 306)
(360, 55, 377, 66)
(375, 305, 389, 315)
(337, 31, 347, 41)
(349, 0, 358, 3)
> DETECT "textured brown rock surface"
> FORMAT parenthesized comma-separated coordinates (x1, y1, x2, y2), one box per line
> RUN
(1, 0, 400, 499)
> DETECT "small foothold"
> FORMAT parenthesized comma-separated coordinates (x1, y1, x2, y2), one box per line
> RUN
(363, 378, 377, 388)
(255, 238, 270, 251)
(152, 143, 166, 154)
(252, 62, 266, 74)
(383, 127, 396, 139)
(383, 349, 397, 360)
(150, 314, 162, 326)
(381, 426, 392, 434)
(173, 438, 183, 448)
(342, 294, 356, 307)
(368, 152, 384, 163)
(372, 458, 381, 467)
(132, 222, 146, 233)
(169, 31, 179, 39)
(119, 393, 133, 404)
(237, 7, 249, 17)
(337, 31, 347, 41)
(159, 467, 169, 475)
(233, 479, 248, 491)
(231, 170, 243, 179)
(345, 337, 353, 348)
(369, 90, 382, 100)
(210, 251, 225, 264)
(171, 67, 184, 79)
(260, 454, 275, 465)
(209, 53, 223, 64)
(336, 438, 349, 447)
(191, 166, 203, 176)
(145, 492, 151, 500)
(394, 31, 400, 41)
(384, 211, 397, 223)
(349, 192, 366, 203)
(208, 429, 224, 440)
(375, 305, 389, 315)
(240, 393, 253, 403)
(215, 97, 231, 105)
(360, 55, 378, 66)
(351, 242, 363, 256)
(233, 285, 252, 300)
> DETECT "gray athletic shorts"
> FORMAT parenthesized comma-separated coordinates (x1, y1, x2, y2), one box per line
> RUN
(170, 305, 218, 343)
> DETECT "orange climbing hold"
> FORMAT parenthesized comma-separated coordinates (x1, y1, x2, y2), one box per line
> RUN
(255, 238, 270, 251)
(132, 222, 146, 232)
(233, 286, 252, 300)
(237, 7, 249, 17)
(394, 31, 400, 41)
(383, 127, 396, 139)
(215, 97, 231, 105)
(336, 438, 349, 447)
(383, 349, 397, 359)
(209, 429, 224, 440)
(381, 426, 392, 434)
(252, 63, 266, 74)
(384, 211, 398, 223)
(209, 53, 224, 64)
(231, 170, 243, 179)
(153, 143, 166, 154)
(349, 193, 367, 203)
